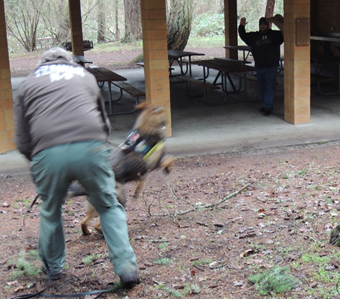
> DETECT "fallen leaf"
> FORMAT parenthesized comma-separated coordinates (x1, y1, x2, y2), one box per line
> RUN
(173, 284, 185, 289)
(240, 249, 254, 258)
(7, 281, 18, 286)
(14, 286, 25, 293)
(208, 284, 218, 288)
(233, 280, 244, 287)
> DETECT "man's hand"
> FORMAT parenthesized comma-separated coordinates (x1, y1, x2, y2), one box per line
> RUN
(240, 17, 247, 26)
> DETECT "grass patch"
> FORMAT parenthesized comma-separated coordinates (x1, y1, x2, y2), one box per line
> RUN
(156, 283, 200, 297)
(153, 258, 173, 265)
(159, 242, 169, 251)
(249, 266, 300, 296)
(82, 254, 102, 264)
(191, 258, 212, 266)
(8, 251, 41, 280)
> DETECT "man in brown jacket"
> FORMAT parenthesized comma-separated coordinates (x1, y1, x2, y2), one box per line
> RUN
(14, 47, 140, 289)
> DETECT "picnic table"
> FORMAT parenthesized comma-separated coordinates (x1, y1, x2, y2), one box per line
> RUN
(86, 67, 127, 114)
(73, 55, 93, 67)
(168, 50, 205, 77)
(183, 58, 255, 105)
(223, 45, 252, 64)
(310, 33, 340, 95)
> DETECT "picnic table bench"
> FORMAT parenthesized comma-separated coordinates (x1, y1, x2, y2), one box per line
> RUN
(86, 67, 144, 115)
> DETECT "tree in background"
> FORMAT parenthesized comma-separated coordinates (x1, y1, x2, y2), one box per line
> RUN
(97, 0, 106, 43)
(121, 0, 193, 50)
(122, 0, 142, 42)
(265, 0, 275, 18)
(114, 0, 120, 40)
(4, 0, 283, 53)
(5, 0, 45, 52)
(237, 0, 283, 32)
(41, 0, 70, 45)
(167, 0, 193, 50)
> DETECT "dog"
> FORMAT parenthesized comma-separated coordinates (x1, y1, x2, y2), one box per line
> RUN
(67, 102, 174, 235)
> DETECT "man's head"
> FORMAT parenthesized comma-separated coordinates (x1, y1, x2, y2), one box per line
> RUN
(259, 17, 269, 32)
(37, 47, 73, 66)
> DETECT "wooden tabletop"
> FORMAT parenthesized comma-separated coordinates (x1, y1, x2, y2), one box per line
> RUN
(168, 50, 205, 59)
(194, 59, 255, 73)
(86, 67, 127, 82)
(310, 35, 340, 43)
(224, 45, 251, 51)
(73, 55, 93, 64)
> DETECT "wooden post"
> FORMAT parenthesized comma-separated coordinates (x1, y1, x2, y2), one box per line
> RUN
(224, 0, 238, 59)
(68, 0, 84, 56)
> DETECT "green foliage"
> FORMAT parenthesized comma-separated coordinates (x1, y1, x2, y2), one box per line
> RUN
(302, 253, 331, 265)
(190, 13, 225, 38)
(248, 266, 300, 295)
(156, 283, 200, 297)
(315, 267, 340, 283)
(9, 252, 41, 280)
(153, 258, 173, 265)
(156, 284, 182, 297)
(82, 254, 101, 264)
(191, 284, 201, 294)
(159, 242, 169, 251)
(28, 250, 41, 260)
(191, 258, 212, 266)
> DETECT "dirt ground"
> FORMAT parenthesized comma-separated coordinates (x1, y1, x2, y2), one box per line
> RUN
(4, 47, 340, 298)
(8, 46, 225, 78)
(2, 142, 340, 299)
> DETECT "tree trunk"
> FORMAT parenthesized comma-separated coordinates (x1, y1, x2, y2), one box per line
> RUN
(218, 0, 224, 14)
(97, 0, 106, 43)
(122, 0, 142, 43)
(166, 0, 193, 51)
(265, 0, 275, 18)
(115, 0, 120, 40)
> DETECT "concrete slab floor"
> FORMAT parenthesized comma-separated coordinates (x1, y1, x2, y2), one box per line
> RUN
(2, 65, 340, 174)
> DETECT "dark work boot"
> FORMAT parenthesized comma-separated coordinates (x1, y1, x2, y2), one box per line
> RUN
(264, 107, 273, 116)
(42, 267, 62, 280)
(119, 270, 141, 289)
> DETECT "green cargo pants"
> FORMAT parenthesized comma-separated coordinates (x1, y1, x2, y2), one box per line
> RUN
(31, 141, 137, 276)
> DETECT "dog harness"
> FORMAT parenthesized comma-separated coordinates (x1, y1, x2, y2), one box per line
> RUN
(119, 129, 164, 161)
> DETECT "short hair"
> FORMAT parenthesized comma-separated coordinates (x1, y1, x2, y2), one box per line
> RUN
(37, 47, 73, 66)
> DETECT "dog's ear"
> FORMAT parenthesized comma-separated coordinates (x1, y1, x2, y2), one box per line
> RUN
(136, 101, 147, 110)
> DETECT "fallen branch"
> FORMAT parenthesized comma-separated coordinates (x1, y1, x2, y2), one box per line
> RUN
(150, 183, 251, 217)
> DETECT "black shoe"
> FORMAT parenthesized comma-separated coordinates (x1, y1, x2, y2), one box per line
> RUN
(120, 270, 141, 289)
(42, 268, 62, 280)
(259, 107, 265, 112)
(264, 108, 272, 116)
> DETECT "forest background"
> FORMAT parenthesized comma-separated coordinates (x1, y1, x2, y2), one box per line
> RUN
(4, 0, 284, 59)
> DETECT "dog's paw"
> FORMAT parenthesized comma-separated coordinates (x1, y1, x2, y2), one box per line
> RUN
(81, 223, 92, 235)
(94, 222, 103, 235)
(162, 156, 174, 173)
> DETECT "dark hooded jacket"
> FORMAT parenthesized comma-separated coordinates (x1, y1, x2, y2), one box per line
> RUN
(14, 58, 110, 160)
(238, 25, 283, 69)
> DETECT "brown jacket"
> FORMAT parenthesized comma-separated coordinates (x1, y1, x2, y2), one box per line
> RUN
(14, 59, 111, 160)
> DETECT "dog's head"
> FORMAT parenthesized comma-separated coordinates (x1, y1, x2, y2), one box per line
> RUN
(133, 102, 168, 139)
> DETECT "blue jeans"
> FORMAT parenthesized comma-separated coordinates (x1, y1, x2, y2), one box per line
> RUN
(31, 141, 137, 276)
(256, 67, 277, 110)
